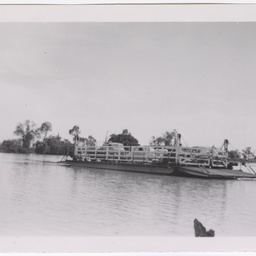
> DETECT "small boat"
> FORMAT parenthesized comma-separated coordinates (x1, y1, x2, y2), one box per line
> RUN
(58, 135, 256, 180)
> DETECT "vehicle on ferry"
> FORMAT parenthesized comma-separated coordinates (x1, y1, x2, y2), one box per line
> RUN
(128, 146, 163, 162)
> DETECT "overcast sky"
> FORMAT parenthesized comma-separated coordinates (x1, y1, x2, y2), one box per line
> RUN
(0, 22, 256, 150)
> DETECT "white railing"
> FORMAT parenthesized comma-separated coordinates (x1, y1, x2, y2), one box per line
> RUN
(177, 146, 227, 168)
(75, 145, 178, 163)
(75, 144, 229, 168)
(178, 146, 210, 166)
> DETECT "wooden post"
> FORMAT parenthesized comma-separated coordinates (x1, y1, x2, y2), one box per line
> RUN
(194, 219, 215, 237)
(118, 148, 121, 161)
(106, 146, 109, 160)
(74, 135, 78, 158)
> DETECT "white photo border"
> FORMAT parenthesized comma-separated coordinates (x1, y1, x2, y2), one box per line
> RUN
(0, 3, 256, 254)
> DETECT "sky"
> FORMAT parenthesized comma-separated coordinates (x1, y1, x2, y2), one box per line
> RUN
(0, 22, 256, 151)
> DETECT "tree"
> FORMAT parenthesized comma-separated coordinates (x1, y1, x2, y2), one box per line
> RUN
(122, 129, 129, 135)
(13, 120, 40, 149)
(35, 140, 50, 155)
(108, 129, 139, 146)
(39, 122, 52, 139)
(242, 147, 254, 160)
(78, 135, 97, 146)
(228, 150, 241, 160)
(150, 136, 164, 146)
(87, 135, 96, 146)
(35, 135, 74, 156)
(150, 129, 177, 146)
(69, 125, 80, 141)
(1, 139, 28, 153)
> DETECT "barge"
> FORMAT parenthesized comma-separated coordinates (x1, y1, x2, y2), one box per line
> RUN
(58, 134, 256, 180)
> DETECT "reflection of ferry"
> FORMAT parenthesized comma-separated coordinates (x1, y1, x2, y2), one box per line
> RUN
(59, 134, 256, 180)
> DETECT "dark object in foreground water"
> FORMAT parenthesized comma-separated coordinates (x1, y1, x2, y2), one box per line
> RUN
(194, 219, 215, 237)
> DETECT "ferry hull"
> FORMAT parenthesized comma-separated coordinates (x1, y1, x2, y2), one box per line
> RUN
(175, 166, 256, 179)
(58, 161, 256, 179)
(61, 160, 175, 176)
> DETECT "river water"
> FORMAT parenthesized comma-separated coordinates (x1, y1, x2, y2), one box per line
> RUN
(0, 152, 256, 236)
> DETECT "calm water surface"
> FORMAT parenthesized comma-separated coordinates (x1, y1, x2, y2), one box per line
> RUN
(1, 152, 256, 236)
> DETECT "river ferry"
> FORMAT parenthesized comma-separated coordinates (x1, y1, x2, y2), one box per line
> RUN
(59, 134, 256, 179)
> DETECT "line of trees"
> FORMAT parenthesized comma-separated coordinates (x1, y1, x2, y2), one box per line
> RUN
(0, 120, 74, 155)
(0, 122, 100, 156)
(0, 121, 255, 160)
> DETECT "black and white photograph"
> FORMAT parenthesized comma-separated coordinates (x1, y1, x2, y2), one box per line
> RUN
(1, 3, 256, 253)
